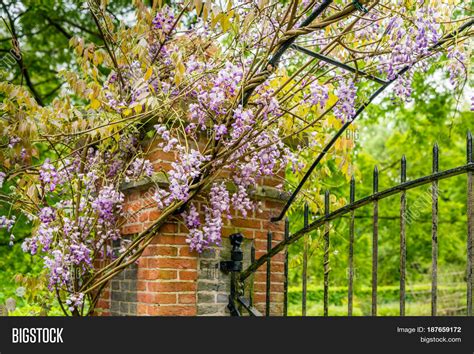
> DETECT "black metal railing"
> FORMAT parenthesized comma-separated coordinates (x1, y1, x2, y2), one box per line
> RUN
(226, 132, 473, 316)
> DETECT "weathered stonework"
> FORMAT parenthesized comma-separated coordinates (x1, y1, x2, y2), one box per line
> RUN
(110, 264, 138, 316)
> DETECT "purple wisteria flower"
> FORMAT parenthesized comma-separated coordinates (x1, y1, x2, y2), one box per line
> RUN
(43, 249, 70, 289)
(183, 204, 200, 228)
(39, 159, 61, 192)
(334, 78, 356, 122)
(39, 207, 56, 224)
(8, 136, 20, 148)
(306, 81, 329, 109)
(91, 186, 124, 222)
(0, 215, 15, 232)
(231, 106, 255, 140)
(70, 243, 92, 266)
(152, 7, 175, 33)
(184, 183, 230, 252)
(447, 49, 467, 87)
(0, 171, 5, 188)
(66, 293, 84, 313)
(126, 158, 154, 182)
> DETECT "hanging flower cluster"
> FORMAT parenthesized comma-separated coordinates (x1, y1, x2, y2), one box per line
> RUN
(0, 1, 469, 315)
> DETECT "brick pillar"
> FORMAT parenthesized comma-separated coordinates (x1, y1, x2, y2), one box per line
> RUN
(96, 142, 287, 316)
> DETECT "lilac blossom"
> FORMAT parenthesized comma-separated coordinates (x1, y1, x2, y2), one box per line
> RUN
(393, 70, 413, 101)
(214, 124, 227, 140)
(255, 86, 280, 119)
(186, 229, 207, 253)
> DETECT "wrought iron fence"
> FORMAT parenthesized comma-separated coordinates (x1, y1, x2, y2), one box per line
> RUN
(222, 132, 473, 316)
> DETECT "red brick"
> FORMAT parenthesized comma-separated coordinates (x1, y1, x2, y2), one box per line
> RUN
(147, 149, 176, 162)
(160, 223, 178, 233)
(179, 270, 197, 281)
(148, 209, 161, 221)
(138, 211, 149, 222)
(151, 258, 197, 269)
(253, 282, 283, 293)
(178, 247, 194, 257)
(263, 221, 285, 232)
(138, 269, 177, 280)
(253, 293, 267, 303)
(231, 218, 261, 229)
(96, 300, 109, 309)
(155, 293, 178, 304)
(254, 251, 285, 262)
(155, 305, 196, 316)
(157, 270, 178, 280)
(264, 200, 285, 210)
(152, 161, 171, 172)
(137, 292, 154, 303)
(151, 235, 188, 245)
(123, 200, 142, 213)
(137, 280, 147, 291)
(255, 272, 286, 283)
(178, 294, 195, 304)
(262, 176, 284, 187)
(137, 303, 148, 314)
(148, 281, 196, 292)
(254, 231, 271, 240)
(122, 224, 142, 235)
(148, 245, 178, 257)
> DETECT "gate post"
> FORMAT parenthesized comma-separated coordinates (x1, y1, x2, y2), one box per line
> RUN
(220, 233, 244, 316)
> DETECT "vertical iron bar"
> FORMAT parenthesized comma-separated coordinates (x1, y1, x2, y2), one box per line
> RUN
(467, 132, 473, 316)
(249, 241, 255, 307)
(372, 166, 379, 317)
(431, 144, 439, 316)
(348, 176, 356, 316)
(302, 203, 309, 316)
(324, 190, 330, 317)
(266, 231, 272, 317)
(284, 217, 290, 317)
(400, 155, 407, 316)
